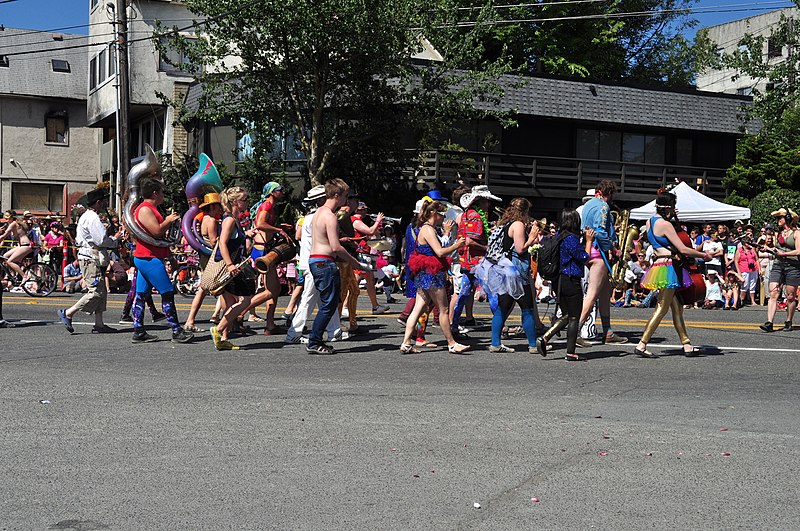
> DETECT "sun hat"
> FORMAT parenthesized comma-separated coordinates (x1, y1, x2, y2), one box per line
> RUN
(460, 185, 501, 209)
(304, 185, 326, 201)
(771, 207, 799, 223)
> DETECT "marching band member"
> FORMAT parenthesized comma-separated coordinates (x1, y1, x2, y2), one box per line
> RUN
(128, 178, 194, 344)
(210, 187, 259, 350)
(247, 182, 289, 334)
(183, 194, 223, 332)
(578, 179, 627, 346)
(634, 190, 710, 358)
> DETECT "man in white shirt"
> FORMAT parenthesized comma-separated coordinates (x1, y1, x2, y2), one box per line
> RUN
(57, 188, 122, 334)
(702, 233, 724, 275)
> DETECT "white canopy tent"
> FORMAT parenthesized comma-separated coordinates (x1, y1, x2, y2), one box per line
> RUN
(629, 182, 750, 222)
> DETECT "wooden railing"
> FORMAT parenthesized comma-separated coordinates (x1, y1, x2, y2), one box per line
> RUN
(404, 150, 728, 200)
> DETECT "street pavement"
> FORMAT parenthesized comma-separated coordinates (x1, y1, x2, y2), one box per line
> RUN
(1, 292, 799, 530)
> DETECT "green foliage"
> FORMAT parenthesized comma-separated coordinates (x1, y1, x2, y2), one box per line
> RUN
(158, 0, 513, 189)
(487, 0, 700, 87)
(748, 188, 800, 227)
(698, 8, 800, 203)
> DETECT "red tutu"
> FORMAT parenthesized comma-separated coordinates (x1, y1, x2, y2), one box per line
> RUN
(408, 252, 449, 275)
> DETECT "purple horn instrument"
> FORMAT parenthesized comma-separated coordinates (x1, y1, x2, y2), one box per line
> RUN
(182, 153, 223, 255)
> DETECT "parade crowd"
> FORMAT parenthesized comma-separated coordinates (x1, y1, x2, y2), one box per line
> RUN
(1, 160, 798, 355)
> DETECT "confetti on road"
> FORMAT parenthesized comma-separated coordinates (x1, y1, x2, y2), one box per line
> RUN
(473, 502, 481, 509)
(720, 452, 731, 457)
(531, 497, 540, 503)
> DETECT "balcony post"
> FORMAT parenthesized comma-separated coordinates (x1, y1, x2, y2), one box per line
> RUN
(576, 161, 582, 192)
(530, 159, 537, 186)
(434, 150, 441, 187)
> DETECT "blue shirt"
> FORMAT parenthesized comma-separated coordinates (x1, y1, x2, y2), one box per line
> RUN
(64, 263, 82, 278)
(560, 233, 588, 278)
(580, 197, 616, 253)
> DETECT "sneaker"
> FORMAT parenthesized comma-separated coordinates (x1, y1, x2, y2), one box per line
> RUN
(131, 331, 159, 343)
(396, 317, 407, 326)
(330, 329, 350, 342)
(759, 321, 774, 333)
(210, 326, 222, 349)
(603, 332, 628, 344)
(489, 344, 515, 353)
(306, 343, 336, 355)
(0, 319, 15, 328)
(576, 337, 593, 348)
(461, 317, 477, 327)
(119, 315, 133, 324)
(285, 334, 308, 344)
(91, 325, 116, 334)
(372, 304, 390, 315)
(10, 286, 24, 293)
(151, 312, 167, 323)
(782, 321, 793, 331)
(457, 325, 472, 335)
(215, 340, 240, 351)
(57, 309, 74, 334)
(386, 297, 398, 304)
(341, 308, 349, 319)
(172, 329, 194, 343)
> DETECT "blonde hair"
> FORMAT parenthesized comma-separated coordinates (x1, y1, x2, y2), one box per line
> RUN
(221, 187, 247, 213)
(324, 178, 349, 198)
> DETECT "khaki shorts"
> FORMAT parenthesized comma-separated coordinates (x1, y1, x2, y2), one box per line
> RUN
(73, 257, 108, 314)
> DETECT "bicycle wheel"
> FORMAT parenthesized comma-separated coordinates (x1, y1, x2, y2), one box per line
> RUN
(21, 263, 58, 297)
(174, 265, 201, 298)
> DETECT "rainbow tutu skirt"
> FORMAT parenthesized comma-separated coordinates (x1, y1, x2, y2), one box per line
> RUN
(641, 259, 689, 290)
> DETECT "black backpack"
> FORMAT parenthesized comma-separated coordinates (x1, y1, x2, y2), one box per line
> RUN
(537, 232, 567, 281)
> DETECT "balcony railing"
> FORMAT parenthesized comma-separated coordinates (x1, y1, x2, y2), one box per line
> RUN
(405, 150, 728, 200)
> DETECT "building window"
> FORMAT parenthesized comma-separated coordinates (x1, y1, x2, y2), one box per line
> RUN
(98, 49, 106, 81)
(11, 183, 64, 213)
(108, 44, 116, 76)
(767, 38, 782, 58)
(0, 55, 8, 68)
(45, 113, 68, 145)
(736, 86, 753, 96)
(89, 56, 97, 90)
(159, 37, 196, 75)
(51, 59, 70, 73)
(90, 0, 99, 10)
(131, 117, 164, 158)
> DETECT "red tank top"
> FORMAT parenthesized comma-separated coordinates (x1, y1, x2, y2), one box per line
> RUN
(133, 202, 170, 259)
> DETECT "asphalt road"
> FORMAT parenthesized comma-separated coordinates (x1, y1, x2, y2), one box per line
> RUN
(1, 292, 798, 530)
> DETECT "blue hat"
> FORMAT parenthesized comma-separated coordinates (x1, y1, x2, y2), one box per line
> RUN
(426, 190, 444, 201)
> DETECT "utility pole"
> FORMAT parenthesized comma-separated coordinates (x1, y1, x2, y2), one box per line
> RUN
(114, 0, 131, 214)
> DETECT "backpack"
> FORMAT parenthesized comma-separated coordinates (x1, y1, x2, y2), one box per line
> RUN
(485, 223, 509, 263)
(537, 232, 567, 281)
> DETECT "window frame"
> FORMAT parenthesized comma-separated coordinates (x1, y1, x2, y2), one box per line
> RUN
(45, 113, 69, 146)
(10, 182, 65, 213)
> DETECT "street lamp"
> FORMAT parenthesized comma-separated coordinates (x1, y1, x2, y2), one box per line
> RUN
(9, 158, 29, 180)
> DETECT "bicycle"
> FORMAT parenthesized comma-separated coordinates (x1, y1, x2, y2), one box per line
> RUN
(0, 254, 59, 297)
(172, 251, 202, 298)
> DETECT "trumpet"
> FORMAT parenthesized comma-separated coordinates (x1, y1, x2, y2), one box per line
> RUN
(610, 209, 638, 289)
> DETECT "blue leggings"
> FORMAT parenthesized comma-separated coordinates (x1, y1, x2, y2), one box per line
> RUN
(491, 284, 537, 348)
(132, 256, 180, 332)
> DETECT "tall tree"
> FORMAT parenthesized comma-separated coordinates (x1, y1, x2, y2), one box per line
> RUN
(696, 6, 800, 204)
(482, 0, 699, 87)
(159, 0, 511, 188)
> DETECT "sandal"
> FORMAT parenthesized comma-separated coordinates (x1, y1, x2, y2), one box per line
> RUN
(184, 324, 203, 333)
(502, 326, 523, 339)
(634, 347, 658, 359)
(565, 353, 586, 362)
(415, 340, 439, 348)
(247, 314, 266, 322)
(447, 342, 471, 355)
(683, 345, 701, 357)
(400, 343, 422, 354)
(209, 315, 221, 324)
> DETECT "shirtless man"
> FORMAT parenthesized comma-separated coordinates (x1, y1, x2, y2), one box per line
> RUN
(0, 212, 34, 279)
(307, 178, 362, 355)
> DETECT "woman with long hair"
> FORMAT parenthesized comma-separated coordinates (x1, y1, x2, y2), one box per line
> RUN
(536, 209, 594, 361)
(399, 201, 468, 354)
(474, 197, 540, 352)
(210, 187, 258, 350)
(634, 190, 710, 358)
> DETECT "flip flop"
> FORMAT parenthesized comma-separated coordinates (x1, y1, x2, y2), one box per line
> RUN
(400, 343, 422, 354)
